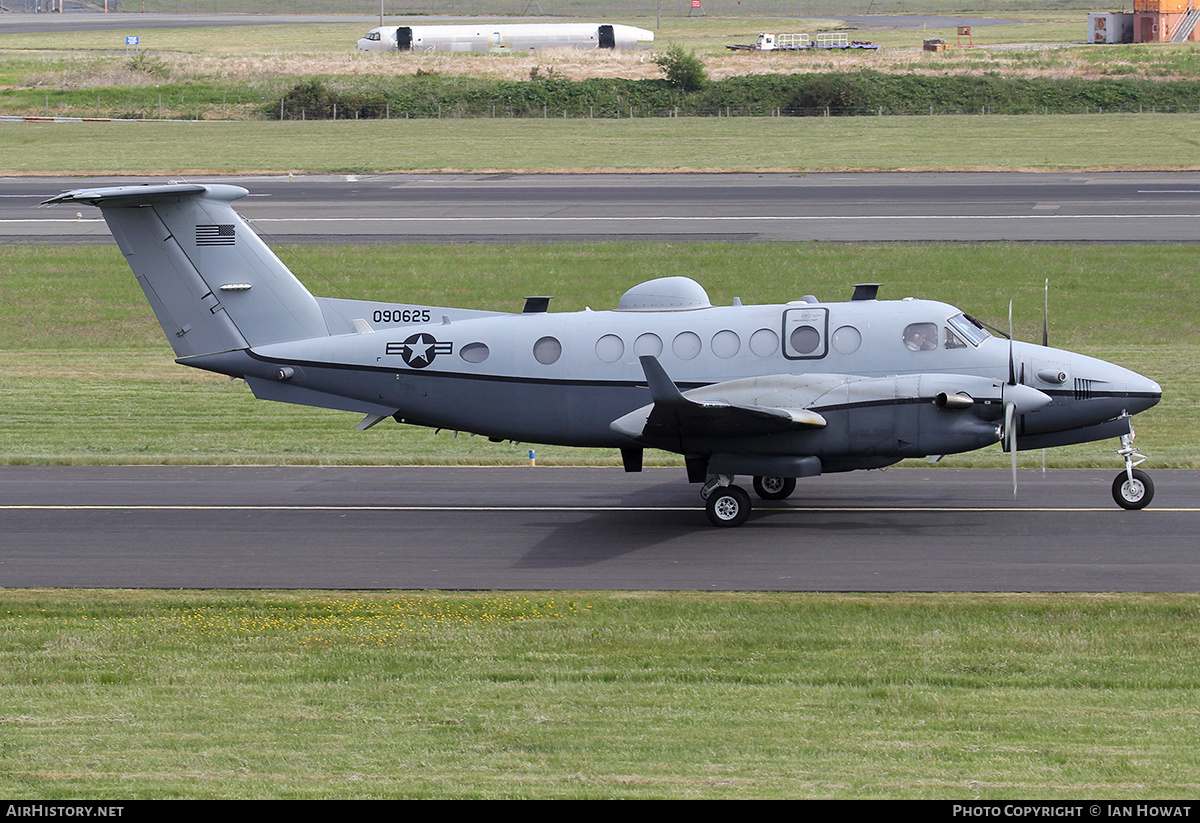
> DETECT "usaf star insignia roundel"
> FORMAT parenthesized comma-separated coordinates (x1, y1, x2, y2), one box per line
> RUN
(387, 333, 452, 369)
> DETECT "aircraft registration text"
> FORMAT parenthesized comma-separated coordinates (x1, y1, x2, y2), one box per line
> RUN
(373, 308, 432, 324)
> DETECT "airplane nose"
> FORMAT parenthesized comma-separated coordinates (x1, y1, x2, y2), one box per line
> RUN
(1129, 371, 1162, 412)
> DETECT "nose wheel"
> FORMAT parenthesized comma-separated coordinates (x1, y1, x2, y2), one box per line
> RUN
(1112, 425, 1154, 510)
(1113, 469, 1153, 510)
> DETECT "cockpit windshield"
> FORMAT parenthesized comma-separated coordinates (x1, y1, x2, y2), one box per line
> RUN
(946, 313, 991, 347)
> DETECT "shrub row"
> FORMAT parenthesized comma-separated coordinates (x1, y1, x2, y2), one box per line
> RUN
(265, 72, 1200, 120)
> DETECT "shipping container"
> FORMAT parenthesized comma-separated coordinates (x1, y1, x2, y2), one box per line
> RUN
(1089, 12, 1135, 43)
(1134, 0, 1190, 13)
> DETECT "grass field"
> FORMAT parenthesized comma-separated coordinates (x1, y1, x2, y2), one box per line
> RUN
(7, 113, 1200, 174)
(2, 589, 1199, 799)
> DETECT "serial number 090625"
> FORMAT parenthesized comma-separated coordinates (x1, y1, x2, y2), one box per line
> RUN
(374, 308, 431, 324)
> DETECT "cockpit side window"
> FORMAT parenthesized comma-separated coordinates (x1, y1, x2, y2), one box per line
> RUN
(903, 322, 938, 352)
(946, 313, 990, 347)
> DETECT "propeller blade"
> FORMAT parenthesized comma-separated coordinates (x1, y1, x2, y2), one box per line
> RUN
(1008, 300, 1016, 385)
(1041, 279, 1048, 468)
(1006, 401, 1018, 498)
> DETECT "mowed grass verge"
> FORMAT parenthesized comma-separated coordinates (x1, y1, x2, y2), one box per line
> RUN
(2, 589, 1200, 799)
(6, 113, 1200, 174)
(1, 241, 1195, 469)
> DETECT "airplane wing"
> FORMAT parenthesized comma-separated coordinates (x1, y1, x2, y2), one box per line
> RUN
(611, 357, 1051, 447)
(610, 356, 828, 441)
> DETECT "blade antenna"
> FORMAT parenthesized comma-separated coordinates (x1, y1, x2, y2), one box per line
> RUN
(1042, 278, 1049, 348)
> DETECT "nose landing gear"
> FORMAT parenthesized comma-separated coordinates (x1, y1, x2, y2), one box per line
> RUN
(1113, 424, 1154, 510)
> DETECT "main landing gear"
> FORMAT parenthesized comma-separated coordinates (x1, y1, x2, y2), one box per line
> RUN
(1112, 426, 1154, 510)
(701, 475, 797, 527)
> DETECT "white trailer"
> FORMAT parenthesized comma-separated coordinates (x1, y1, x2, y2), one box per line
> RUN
(726, 33, 809, 51)
(358, 23, 654, 53)
(727, 32, 879, 52)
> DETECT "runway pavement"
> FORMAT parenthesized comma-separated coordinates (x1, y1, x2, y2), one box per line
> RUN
(2, 466, 1197, 591)
(9, 172, 1200, 244)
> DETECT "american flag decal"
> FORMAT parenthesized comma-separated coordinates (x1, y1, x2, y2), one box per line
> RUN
(196, 224, 235, 246)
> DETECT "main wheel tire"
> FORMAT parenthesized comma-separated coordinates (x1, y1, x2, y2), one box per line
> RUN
(753, 475, 796, 500)
(1112, 469, 1154, 510)
(705, 485, 751, 527)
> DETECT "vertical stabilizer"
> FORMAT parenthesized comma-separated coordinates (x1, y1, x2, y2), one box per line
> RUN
(43, 184, 329, 357)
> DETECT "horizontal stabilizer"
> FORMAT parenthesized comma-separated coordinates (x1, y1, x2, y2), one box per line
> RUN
(42, 184, 209, 207)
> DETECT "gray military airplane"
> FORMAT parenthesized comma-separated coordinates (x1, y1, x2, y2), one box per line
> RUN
(43, 183, 1162, 526)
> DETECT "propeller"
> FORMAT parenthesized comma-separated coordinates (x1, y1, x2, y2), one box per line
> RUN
(999, 296, 1053, 496)
(1005, 300, 1018, 497)
(1042, 279, 1049, 474)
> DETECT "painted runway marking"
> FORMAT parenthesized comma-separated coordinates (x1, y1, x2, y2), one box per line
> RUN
(4, 505, 1197, 513)
(245, 214, 1200, 223)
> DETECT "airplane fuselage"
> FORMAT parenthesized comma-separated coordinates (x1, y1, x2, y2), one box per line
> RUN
(357, 23, 654, 53)
(185, 288, 1160, 467)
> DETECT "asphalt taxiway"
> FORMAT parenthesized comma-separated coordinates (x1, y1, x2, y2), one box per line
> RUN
(2, 466, 1197, 591)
